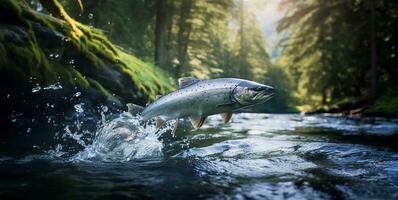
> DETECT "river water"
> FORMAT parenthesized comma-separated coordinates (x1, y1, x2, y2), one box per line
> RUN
(1, 113, 398, 199)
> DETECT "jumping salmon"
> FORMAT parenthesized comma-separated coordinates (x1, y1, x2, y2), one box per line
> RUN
(127, 77, 274, 134)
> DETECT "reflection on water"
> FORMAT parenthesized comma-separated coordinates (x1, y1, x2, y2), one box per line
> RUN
(1, 113, 398, 199)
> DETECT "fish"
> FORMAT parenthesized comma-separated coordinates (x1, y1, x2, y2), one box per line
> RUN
(127, 77, 274, 135)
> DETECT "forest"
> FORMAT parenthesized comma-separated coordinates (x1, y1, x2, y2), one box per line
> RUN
(61, 0, 398, 115)
(1, 0, 398, 115)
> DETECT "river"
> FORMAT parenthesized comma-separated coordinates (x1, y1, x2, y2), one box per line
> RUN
(1, 113, 398, 199)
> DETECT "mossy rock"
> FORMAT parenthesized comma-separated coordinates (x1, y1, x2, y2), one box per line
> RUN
(0, 0, 175, 104)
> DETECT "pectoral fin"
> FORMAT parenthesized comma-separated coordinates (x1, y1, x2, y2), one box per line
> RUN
(156, 117, 166, 129)
(221, 113, 232, 124)
(190, 115, 207, 129)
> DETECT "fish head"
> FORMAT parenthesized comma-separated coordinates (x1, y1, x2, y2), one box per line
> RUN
(232, 81, 274, 106)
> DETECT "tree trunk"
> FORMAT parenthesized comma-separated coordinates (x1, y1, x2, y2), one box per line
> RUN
(166, 2, 175, 70)
(154, 0, 169, 69)
(321, 88, 327, 105)
(176, 0, 193, 78)
(238, 0, 246, 78)
(369, 0, 378, 104)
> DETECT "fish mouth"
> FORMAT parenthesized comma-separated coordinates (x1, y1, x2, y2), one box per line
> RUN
(253, 89, 274, 102)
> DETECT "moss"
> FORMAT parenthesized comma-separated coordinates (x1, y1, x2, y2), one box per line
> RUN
(39, 0, 83, 38)
(2, 36, 54, 83)
(86, 78, 112, 97)
(1, 0, 175, 102)
(27, 5, 176, 99)
(55, 64, 90, 88)
(117, 50, 174, 100)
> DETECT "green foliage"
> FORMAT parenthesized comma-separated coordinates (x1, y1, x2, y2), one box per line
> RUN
(262, 65, 297, 112)
(171, 0, 272, 81)
(277, 0, 398, 114)
(182, 0, 234, 79)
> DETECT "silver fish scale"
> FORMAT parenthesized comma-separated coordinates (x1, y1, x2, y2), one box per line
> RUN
(141, 78, 244, 121)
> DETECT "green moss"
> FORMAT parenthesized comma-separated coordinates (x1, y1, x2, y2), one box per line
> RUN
(117, 50, 175, 100)
(1, 36, 55, 84)
(55, 64, 90, 89)
(1, 0, 175, 102)
(86, 78, 112, 97)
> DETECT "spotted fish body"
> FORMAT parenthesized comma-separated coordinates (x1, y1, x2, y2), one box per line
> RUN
(127, 77, 274, 131)
(141, 78, 241, 121)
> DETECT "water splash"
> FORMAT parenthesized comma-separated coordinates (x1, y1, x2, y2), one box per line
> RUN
(74, 103, 85, 113)
(43, 82, 63, 90)
(27, 80, 172, 162)
(46, 104, 174, 162)
(72, 113, 172, 162)
(32, 85, 41, 93)
(73, 92, 81, 97)
(31, 82, 62, 93)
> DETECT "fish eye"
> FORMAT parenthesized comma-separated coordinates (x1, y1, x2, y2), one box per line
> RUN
(253, 86, 263, 91)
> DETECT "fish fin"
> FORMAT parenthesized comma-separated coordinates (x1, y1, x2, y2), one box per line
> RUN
(221, 113, 232, 124)
(156, 117, 166, 129)
(155, 95, 162, 100)
(171, 119, 178, 137)
(178, 77, 200, 88)
(127, 103, 144, 115)
(190, 115, 207, 129)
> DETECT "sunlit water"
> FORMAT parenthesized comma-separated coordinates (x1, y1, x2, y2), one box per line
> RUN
(1, 111, 398, 199)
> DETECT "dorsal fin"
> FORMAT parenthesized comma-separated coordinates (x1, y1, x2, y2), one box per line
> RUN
(221, 113, 232, 124)
(178, 77, 200, 88)
(190, 115, 207, 129)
